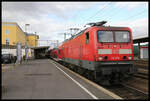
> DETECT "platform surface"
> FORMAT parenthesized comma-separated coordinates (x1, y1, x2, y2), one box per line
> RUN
(2, 59, 120, 99)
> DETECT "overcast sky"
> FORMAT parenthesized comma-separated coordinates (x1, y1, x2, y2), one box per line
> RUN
(2, 2, 148, 46)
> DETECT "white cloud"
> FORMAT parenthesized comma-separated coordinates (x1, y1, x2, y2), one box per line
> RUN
(115, 2, 148, 10)
(2, 2, 97, 19)
(2, 2, 148, 46)
(109, 18, 148, 39)
(2, 2, 91, 43)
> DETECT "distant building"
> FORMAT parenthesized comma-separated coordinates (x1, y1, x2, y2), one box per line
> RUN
(2, 22, 26, 46)
(26, 33, 39, 47)
(2, 22, 39, 47)
(2, 22, 39, 59)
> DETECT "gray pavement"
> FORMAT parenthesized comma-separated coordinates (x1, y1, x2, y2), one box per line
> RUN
(2, 59, 116, 99)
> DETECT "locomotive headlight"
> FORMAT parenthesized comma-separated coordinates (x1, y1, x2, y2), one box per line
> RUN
(99, 56, 103, 60)
(128, 56, 132, 60)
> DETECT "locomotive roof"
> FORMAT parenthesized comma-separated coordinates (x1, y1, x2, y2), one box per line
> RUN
(97, 26, 129, 29)
(62, 25, 130, 43)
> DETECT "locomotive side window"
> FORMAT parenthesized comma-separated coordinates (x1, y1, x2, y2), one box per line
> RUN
(97, 31, 114, 42)
(115, 31, 130, 42)
(86, 32, 89, 44)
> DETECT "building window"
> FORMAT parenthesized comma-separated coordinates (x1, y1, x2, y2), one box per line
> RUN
(5, 38, 10, 45)
(5, 29, 10, 34)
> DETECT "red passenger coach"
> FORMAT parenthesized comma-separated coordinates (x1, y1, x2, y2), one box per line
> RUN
(50, 48, 58, 59)
(56, 21, 137, 85)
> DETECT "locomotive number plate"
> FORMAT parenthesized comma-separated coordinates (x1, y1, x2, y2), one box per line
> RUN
(111, 57, 120, 59)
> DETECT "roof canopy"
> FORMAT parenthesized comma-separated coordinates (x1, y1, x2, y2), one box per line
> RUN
(133, 37, 149, 43)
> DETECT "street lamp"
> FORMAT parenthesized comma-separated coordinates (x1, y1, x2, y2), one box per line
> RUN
(35, 32, 36, 47)
(25, 24, 30, 33)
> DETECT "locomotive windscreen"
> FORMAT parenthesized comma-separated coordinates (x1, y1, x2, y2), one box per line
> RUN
(97, 31, 114, 42)
(97, 31, 130, 43)
(115, 31, 130, 42)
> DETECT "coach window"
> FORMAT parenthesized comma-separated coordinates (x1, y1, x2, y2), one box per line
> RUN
(86, 32, 89, 44)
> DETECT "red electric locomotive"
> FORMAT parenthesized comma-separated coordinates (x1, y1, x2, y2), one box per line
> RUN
(56, 21, 137, 85)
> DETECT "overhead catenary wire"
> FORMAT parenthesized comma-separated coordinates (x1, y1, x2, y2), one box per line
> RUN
(102, 4, 147, 22)
(94, 3, 133, 23)
(82, 3, 147, 27)
(81, 2, 112, 26)
(120, 9, 147, 21)
(59, 2, 113, 39)
(103, 5, 127, 21)
(91, 3, 116, 22)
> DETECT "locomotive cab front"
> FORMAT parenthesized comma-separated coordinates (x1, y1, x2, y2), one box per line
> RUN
(94, 26, 137, 83)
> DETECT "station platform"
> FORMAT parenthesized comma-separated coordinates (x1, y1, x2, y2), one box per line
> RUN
(2, 59, 122, 99)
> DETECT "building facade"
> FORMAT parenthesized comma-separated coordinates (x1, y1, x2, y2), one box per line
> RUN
(2, 22, 26, 46)
(2, 22, 39, 47)
(26, 33, 39, 47)
(2, 22, 39, 60)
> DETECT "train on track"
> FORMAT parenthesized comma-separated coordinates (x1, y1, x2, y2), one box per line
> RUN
(48, 21, 137, 85)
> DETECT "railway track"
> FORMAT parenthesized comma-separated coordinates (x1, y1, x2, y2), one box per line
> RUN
(133, 60, 148, 69)
(121, 84, 148, 95)
(101, 74, 148, 99)
(133, 68, 148, 80)
(103, 84, 148, 99)
(133, 73, 148, 80)
(134, 60, 148, 64)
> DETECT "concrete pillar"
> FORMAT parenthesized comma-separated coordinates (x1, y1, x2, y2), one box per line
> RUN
(138, 42, 140, 59)
(25, 45, 28, 60)
(16, 42, 22, 64)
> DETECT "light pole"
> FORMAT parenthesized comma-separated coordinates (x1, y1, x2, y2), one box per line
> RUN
(25, 24, 30, 33)
(35, 32, 36, 47)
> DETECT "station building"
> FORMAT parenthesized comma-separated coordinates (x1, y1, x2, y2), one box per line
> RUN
(2, 22, 26, 47)
(2, 22, 39, 59)
(26, 33, 39, 48)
